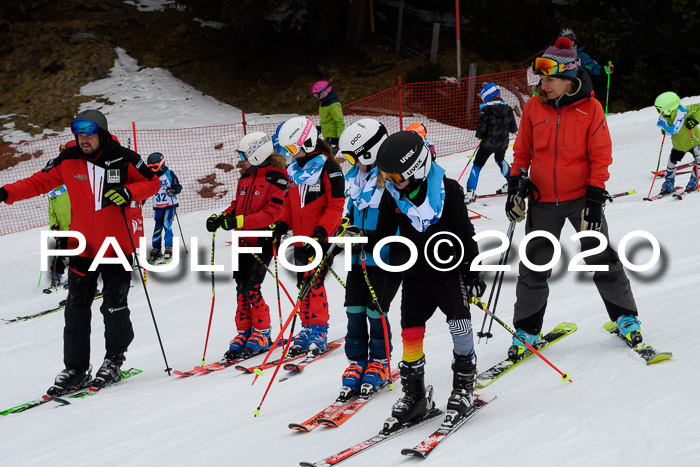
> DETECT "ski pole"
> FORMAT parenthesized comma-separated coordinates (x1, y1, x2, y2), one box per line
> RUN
(457, 144, 479, 183)
(361, 253, 393, 390)
(120, 206, 172, 375)
(240, 237, 296, 306)
(200, 232, 217, 366)
(478, 168, 528, 342)
(644, 134, 666, 200)
(328, 266, 346, 289)
(467, 206, 489, 220)
(470, 296, 572, 383)
(604, 62, 612, 116)
(169, 196, 189, 254)
(273, 241, 283, 334)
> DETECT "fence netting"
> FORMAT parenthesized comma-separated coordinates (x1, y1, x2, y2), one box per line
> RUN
(0, 68, 533, 236)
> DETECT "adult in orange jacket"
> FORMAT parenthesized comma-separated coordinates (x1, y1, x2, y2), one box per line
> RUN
(504, 38, 641, 360)
(206, 132, 288, 359)
(272, 116, 345, 355)
(0, 109, 160, 395)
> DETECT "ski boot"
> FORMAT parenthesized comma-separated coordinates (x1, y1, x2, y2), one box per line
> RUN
(446, 352, 477, 420)
(341, 360, 367, 394)
(288, 325, 312, 356)
(148, 248, 162, 265)
(686, 173, 698, 192)
(388, 357, 432, 428)
(362, 358, 389, 391)
(163, 247, 173, 263)
(616, 315, 643, 345)
(308, 324, 329, 354)
(464, 189, 476, 205)
(224, 329, 251, 360)
(496, 182, 509, 195)
(243, 327, 271, 354)
(659, 177, 675, 195)
(507, 328, 541, 361)
(92, 353, 125, 388)
(46, 367, 91, 397)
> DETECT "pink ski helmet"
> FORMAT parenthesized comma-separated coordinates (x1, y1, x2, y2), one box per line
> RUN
(311, 80, 332, 99)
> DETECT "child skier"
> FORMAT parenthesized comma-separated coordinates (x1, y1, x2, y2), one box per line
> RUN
(336, 118, 402, 393)
(312, 81, 345, 154)
(375, 131, 486, 428)
(271, 116, 345, 355)
(206, 132, 288, 359)
(406, 122, 436, 161)
(654, 91, 700, 194)
(146, 152, 182, 264)
(464, 83, 518, 204)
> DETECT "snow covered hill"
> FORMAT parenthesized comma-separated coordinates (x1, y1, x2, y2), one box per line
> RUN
(2, 50, 699, 467)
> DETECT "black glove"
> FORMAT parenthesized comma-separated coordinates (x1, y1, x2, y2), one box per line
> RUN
(50, 223, 60, 231)
(269, 220, 289, 245)
(0, 187, 7, 203)
(686, 117, 698, 129)
(580, 185, 608, 232)
(206, 213, 223, 232)
(166, 188, 176, 196)
(104, 186, 132, 206)
(504, 176, 526, 223)
(304, 226, 328, 259)
(460, 264, 486, 298)
(220, 214, 243, 231)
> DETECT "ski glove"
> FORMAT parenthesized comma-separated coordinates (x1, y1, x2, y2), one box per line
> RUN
(460, 264, 486, 299)
(220, 214, 244, 231)
(580, 185, 608, 232)
(104, 186, 132, 206)
(206, 213, 223, 232)
(303, 226, 328, 260)
(0, 187, 7, 203)
(50, 223, 60, 231)
(269, 220, 289, 245)
(686, 117, 698, 130)
(165, 187, 176, 196)
(504, 176, 526, 223)
(604, 62, 614, 75)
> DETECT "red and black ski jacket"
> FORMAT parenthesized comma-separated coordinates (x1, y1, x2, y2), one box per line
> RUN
(279, 151, 345, 241)
(223, 158, 287, 247)
(4, 139, 160, 257)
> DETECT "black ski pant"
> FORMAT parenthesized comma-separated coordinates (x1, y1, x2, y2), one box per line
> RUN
(513, 198, 638, 335)
(64, 256, 134, 372)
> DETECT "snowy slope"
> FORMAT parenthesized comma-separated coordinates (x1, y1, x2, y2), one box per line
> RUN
(2, 50, 700, 467)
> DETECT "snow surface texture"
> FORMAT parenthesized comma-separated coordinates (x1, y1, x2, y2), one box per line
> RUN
(2, 50, 699, 467)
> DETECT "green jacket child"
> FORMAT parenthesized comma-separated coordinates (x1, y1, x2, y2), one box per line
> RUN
(655, 92, 700, 194)
(312, 80, 345, 152)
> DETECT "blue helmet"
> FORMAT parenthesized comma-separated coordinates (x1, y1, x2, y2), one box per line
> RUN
(480, 83, 501, 103)
(147, 152, 165, 171)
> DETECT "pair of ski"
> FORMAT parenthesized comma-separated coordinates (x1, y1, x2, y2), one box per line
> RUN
(289, 369, 400, 433)
(299, 388, 496, 466)
(651, 162, 695, 177)
(603, 322, 672, 364)
(1, 368, 141, 416)
(3, 291, 104, 324)
(672, 187, 698, 200)
(173, 340, 289, 378)
(644, 186, 683, 201)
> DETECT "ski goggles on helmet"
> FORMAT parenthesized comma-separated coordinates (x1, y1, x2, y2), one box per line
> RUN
(147, 159, 165, 171)
(655, 103, 678, 115)
(71, 120, 99, 135)
(237, 150, 247, 161)
(283, 143, 303, 156)
(340, 126, 387, 166)
(532, 57, 580, 76)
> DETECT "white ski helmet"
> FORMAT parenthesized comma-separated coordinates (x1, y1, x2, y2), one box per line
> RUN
(237, 131, 274, 166)
(338, 118, 388, 166)
(277, 116, 318, 156)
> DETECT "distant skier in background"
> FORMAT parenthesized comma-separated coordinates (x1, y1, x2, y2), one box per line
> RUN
(312, 80, 345, 155)
(375, 131, 486, 428)
(654, 91, 700, 194)
(146, 152, 182, 264)
(506, 37, 641, 360)
(464, 83, 518, 204)
(205, 132, 287, 360)
(406, 122, 436, 161)
(272, 116, 345, 356)
(336, 118, 402, 394)
(558, 28, 614, 77)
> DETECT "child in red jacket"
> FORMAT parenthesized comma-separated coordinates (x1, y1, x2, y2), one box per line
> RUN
(206, 132, 288, 360)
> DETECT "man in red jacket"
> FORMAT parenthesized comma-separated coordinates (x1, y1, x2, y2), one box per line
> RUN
(206, 132, 288, 360)
(504, 38, 641, 360)
(0, 109, 160, 395)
